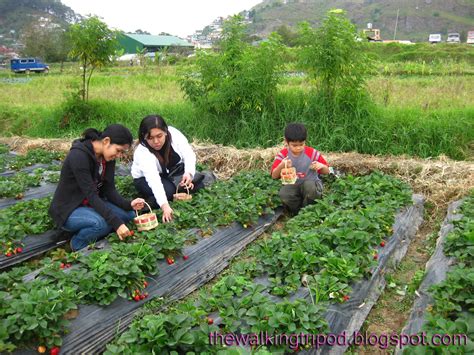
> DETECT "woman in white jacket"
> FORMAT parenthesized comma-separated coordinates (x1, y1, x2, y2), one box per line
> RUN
(131, 115, 204, 222)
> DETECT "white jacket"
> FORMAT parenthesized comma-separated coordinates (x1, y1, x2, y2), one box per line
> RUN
(131, 126, 196, 207)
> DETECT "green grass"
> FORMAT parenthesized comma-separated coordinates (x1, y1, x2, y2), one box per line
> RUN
(0, 65, 472, 160)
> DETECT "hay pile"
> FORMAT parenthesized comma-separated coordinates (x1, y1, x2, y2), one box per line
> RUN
(1, 136, 472, 214)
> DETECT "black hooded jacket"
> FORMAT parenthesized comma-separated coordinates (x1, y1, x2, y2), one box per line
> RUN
(48, 139, 132, 230)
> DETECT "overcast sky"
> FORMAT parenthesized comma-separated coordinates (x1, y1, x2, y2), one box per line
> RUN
(61, 0, 263, 38)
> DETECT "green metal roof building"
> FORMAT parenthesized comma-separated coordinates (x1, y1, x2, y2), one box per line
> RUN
(118, 33, 194, 54)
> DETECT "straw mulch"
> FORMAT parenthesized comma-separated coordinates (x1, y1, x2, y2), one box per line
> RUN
(1, 136, 472, 215)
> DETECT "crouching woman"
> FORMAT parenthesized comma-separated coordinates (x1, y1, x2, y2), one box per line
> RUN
(49, 124, 145, 251)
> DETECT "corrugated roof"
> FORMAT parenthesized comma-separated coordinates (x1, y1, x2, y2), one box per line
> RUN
(125, 34, 193, 47)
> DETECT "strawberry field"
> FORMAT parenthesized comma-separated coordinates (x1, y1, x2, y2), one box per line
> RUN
(0, 143, 472, 354)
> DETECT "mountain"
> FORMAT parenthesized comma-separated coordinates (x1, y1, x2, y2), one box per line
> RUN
(246, 0, 474, 42)
(0, 0, 80, 47)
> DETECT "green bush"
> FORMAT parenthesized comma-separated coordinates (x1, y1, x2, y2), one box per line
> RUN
(179, 15, 285, 117)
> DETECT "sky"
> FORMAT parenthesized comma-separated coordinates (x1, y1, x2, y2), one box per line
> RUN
(61, 0, 263, 38)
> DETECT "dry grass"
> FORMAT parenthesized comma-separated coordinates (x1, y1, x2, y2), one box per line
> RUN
(1, 136, 472, 215)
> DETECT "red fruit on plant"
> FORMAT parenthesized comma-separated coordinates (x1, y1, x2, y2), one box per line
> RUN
(166, 257, 174, 265)
(5, 252, 12, 257)
(343, 295, 350, 302)
(380, 241, 385, 247)
(207, 317, 214, 325)
(60, 263, 65, 269)
(140, 294, 145, 300)
(66, 264, 72, 268)
(373, 254, 378, 260)
(129, 230, 134, 236)
(183, 255, 189, 260)
(143, 281, 148, 287)
(16, 247, 23, 253)
(133, 295, 140, 302)
(50, 347, 60, 355)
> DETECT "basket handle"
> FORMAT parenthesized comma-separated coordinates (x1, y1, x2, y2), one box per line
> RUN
(175, 183, 191, 195)
(135, 201, 153, 218)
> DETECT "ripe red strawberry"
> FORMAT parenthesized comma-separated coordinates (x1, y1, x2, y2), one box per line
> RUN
(5, 252, 12, 257)
(140, 294, 145, 300)
(60, 263, 66, 269)
(50, 346, 60, 355)
(183, 255, 189, 260)
(343, 295, 350, 302)
(207, 317, 214, 325)
(380, 241, 385, 247)
(373, 254, 378, 260)
(133, 295, 140, 302)
(16, 247, 23, 253)
(129, 230, 134, 236)
(166, 257, 174, 265)
(143, 281, 148, 287)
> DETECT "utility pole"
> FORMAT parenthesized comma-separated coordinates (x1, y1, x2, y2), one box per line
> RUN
(393, 8, 400, 40)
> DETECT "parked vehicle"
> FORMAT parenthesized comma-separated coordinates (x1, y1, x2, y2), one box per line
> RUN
(10, 58, 49, 73)
(428, 33, 442, 44)
(467, 31, 474, 45)
(446, 33, 460, 44)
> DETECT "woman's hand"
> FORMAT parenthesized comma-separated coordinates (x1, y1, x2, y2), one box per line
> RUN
(161, 203, 174, 223)
(131, 198, 145, 210)
(117, 224, 131, 240)
(180, 173, 193, 188)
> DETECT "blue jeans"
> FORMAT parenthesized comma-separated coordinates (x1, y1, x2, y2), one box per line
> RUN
(63, 201, 135, 251)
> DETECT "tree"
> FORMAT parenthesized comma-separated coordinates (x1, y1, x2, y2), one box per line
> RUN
(179, 15, 284, 117)
(298, 9, 371, 103)
(22, 24, 71, 63)
(68, 16, 119, 101)
(275, 25, 298, 47)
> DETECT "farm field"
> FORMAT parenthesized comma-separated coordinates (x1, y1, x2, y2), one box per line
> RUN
(0, 44, 473, 353)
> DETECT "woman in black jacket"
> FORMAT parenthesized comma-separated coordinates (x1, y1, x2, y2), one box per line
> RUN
(49, 124, 145, 251)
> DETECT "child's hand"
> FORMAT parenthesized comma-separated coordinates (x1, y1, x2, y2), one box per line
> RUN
(117, 224, 131, 240)
(311, 161, 325, 171)
(281, 158, 292, 168)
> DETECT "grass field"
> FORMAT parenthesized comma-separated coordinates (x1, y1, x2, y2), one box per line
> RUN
(0, 62, 472, 160)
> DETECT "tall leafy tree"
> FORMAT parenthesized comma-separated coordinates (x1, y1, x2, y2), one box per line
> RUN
(179, 15, 284, 117)
(68, 16, 119, 101)
(298, 9, 371, 103)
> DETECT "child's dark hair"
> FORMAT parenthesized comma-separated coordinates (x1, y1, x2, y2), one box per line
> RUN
(82, 124, 133, 146)
(284, 123, 307, 142)
(138, 115, 173, 166)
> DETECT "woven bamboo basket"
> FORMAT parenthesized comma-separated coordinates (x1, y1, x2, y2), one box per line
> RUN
(133, 202, 158, 231)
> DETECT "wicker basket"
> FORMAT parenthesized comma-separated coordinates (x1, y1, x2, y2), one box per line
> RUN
(173, 184, 193, 202)
(133, 202, 158, 231)
(281, 159, 297, 185)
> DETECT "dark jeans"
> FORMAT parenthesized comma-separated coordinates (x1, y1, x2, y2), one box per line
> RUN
(63, 201, 135, 251)
(279, 179, 323, 214)
(133, 174, 204, 210)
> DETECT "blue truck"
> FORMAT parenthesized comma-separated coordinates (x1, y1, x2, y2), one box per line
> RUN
(10, 58, 49, 73)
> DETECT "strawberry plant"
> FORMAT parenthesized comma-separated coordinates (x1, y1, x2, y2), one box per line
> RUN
(76, 243, 159, 305)
(0, 197, 54, 252)
(1, 278, 77, 351)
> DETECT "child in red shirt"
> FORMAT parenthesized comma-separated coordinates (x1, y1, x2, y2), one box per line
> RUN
(271, 123, 329, 213)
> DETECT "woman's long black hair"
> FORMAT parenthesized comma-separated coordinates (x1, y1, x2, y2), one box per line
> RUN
(138, 115, 173, 166)
(82, 124, 133, 145)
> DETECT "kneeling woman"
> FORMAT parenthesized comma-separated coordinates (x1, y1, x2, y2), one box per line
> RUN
(49, 125, 145, 251)
(132, 115, 204, 223)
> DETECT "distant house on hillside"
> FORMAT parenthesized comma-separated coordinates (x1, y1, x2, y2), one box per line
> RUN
(118, 33, 194, 54)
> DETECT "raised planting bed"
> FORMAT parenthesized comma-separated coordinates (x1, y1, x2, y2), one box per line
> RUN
(0, 170, 282, 353)
(399, 191, 473, 354)
(104, 172, 424, 354)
